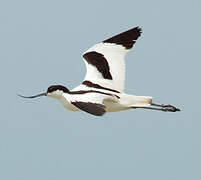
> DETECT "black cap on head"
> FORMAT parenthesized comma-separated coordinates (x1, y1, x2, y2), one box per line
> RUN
(47, 85, 69, 93)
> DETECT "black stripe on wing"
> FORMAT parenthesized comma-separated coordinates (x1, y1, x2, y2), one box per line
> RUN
(69, 90, 120, 99)
(103, 27, 142, 49)
(82, 80, 120, 93)
(71, 101, 106, 116)
(83, 51, 112, 80)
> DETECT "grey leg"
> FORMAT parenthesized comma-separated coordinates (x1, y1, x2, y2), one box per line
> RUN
(134, 103, 180, 112)
(151, 103, 180, 112)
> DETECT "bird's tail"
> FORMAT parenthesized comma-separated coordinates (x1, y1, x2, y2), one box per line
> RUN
(120, 95, 152, 108)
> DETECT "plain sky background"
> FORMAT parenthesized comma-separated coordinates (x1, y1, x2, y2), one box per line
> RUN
(0, 0, 201, 179)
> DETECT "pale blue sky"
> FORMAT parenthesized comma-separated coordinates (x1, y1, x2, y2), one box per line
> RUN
(0, 0, 201, 179)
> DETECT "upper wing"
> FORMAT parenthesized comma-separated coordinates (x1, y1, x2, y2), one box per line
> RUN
(82, 27, 142, 92)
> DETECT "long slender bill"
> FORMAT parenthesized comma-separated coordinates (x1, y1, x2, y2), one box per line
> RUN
(18, 93, 46, 98)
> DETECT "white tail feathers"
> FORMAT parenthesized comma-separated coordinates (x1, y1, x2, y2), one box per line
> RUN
(120, 95, 152, 108)
(131, 96, 152, 107)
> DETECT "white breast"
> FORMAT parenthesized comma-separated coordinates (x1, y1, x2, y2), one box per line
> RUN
(59, 96, 80, 111)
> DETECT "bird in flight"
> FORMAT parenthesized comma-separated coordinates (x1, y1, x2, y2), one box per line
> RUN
(19, 27, 180, 116)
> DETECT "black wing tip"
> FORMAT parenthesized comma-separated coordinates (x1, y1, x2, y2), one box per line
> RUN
(103, 26, 142, 49)
(136, 26, 142, 34)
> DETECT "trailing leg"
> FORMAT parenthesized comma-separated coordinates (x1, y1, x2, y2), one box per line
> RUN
(133, 103, 180, 112)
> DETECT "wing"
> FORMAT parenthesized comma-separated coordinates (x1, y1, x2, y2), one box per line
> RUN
(71, 101, 106, 116)
(63, 90, 118, 116)
(82, 27, 142, 92)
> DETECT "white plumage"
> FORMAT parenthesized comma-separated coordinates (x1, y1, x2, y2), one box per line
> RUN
(83, 42, 128, 92)
(19, 27, 180, 116)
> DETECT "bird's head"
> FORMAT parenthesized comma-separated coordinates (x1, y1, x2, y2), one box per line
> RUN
(46, 85, 69, 98)
(18, 85, 69, 99)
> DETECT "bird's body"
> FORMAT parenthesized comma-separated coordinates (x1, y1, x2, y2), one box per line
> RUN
(52, 84, 152, 114)
(19, 27, 180, 116)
